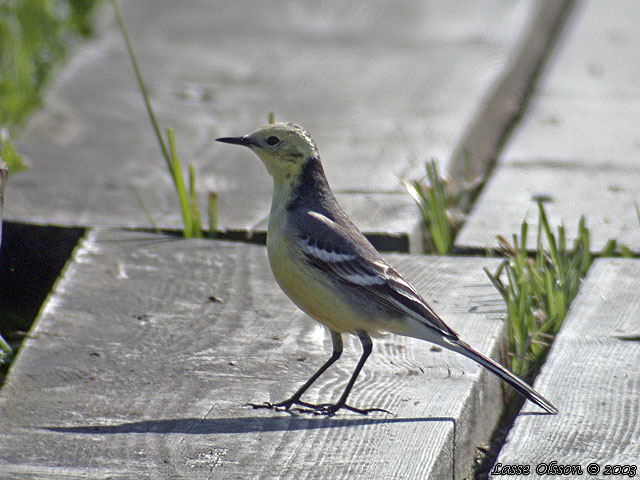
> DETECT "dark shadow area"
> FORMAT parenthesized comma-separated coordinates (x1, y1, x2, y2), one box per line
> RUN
(153, 228, 410, 253)
(0, 222, 85, 382)
(44, 415, 454, 435)
(473, 353, 555, 479)
(363, 233, 409, 253)
(473, 395, 525, 479)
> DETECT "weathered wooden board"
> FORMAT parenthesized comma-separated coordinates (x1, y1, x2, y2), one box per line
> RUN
(491, 259, 640, 478)
(455, 161, 640, 252)
(458, 0, 640, 252)
(448, 0, 573, 191)
(501, 0, 640, 166)
(0, 229, 512, 479)
(6, 0, 535, 243)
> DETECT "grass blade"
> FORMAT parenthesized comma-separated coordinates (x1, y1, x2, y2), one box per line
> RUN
(403, 159, 456, 255)
(111, 0, 170, 168)
(112, 0, 204, 239)
(167, 128, 193, 237)
(130, 184, 161, 233)
(189, 163, 202, 238)
(208, 191, 219, 238)
(0, 334, 12, 356)
(488, 202, 596, 377)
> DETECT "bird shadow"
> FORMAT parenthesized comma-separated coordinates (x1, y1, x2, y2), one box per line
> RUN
(43, 414, 454, 435)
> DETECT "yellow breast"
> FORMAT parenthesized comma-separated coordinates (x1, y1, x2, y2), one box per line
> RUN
(266, 215, 361, 333)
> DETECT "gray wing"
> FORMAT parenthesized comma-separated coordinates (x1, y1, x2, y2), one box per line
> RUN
(294, 210, 459, 340)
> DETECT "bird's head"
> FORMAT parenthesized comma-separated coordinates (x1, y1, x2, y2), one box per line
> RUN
(216, 123, 319, 182)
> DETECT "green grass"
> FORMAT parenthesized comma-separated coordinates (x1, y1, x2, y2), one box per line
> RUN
(113, 1, 278, 239)
(111, 0, 205, 238)
(403, 159, 462, 255)
(0, 133, 29, 175)
(483, 202, 620, 378)
(404, 159, 640, 380)
(0, 0, 100, 173)
(1, 0, 100, 368)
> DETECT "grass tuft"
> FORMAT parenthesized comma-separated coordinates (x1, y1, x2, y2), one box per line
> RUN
(0, 0, 98, 174)
(403, 159, 470, 255)
(0, 133, 29, 175)
(483, 202, 597, 378)
(208, 191, 218, 238)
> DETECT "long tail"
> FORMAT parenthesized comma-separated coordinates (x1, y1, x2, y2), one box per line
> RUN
(451, 339, 558, 414)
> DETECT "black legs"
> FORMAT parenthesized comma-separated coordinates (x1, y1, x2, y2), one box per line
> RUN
(247, 330, 389, 415)
(320, 331, 389, 415)
(247, 330, 343, 411)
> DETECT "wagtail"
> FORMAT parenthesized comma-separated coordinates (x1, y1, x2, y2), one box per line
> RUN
(217, 123, 557, 415)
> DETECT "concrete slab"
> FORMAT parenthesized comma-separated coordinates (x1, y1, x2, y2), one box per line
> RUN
(490, 258, 640, 478)
(0, 229, 512, 479)
(458, 0, 640, 251)
(6, 0, 535, 245)
(455, 160, 640, 252)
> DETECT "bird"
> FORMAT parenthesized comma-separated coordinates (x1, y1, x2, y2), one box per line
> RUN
(216, 123, 558, 416)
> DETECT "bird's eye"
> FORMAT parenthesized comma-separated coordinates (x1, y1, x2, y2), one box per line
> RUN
(266, 136, 280, 146)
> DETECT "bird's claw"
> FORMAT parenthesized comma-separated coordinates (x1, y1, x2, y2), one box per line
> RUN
(244, 401, 294, 411)
(245, 400, 391, 416)
(308, 403, 391, 416)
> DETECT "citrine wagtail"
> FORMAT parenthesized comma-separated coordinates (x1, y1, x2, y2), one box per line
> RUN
(216, 123, 557, 416)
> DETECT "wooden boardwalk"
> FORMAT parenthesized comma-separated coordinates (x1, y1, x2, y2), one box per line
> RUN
(457, 0, 640, 252)
(491, 259, 640, 478)
(461, 3, 640, 474)
(2, 0, 639, 478)
(0, 230, 508, 479)
(5, 0, 537, 251)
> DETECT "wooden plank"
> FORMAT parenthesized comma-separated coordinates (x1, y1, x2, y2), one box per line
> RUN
(455, 161, 640, 252)
(448, 0, 573, 193)
(6, 0, 534, 244)
(458, 0, 640, 252)
(491, 258, 640, 478)
(501, 0, 640, 166)
(0, 229, 511, 479)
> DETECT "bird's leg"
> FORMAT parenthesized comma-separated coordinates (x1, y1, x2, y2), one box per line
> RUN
(246, 330, 343, 412)
(306, 331, 391, 416)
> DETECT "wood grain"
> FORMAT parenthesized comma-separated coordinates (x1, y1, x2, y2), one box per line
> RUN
(0, 229, 510, 479)
(458, 0, 640, 253)
(501, 0, 640, 167)
(491, 258, 640, 478)
(448, 0, 573, 194)
(6, 0, 533, 241)
(456, 161, 640, 252)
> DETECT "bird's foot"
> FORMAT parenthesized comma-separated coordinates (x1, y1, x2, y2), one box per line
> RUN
(244, 398, 305, 412)
(301, 402, 391, 416)
(245, 399, 391, 416)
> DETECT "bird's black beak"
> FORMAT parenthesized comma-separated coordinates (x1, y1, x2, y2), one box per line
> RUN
(216, 136, 252, 147)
